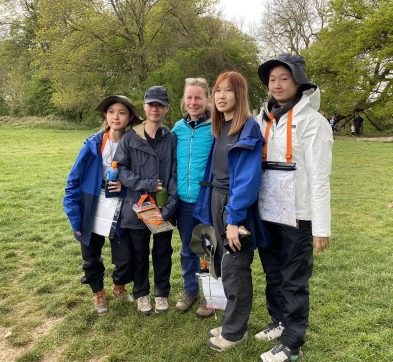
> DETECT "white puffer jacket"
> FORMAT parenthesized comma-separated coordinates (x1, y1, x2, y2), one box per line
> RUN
(256, 87, 333, 237)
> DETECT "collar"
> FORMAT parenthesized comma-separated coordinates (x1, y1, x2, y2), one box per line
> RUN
(185, 110, 210, 128)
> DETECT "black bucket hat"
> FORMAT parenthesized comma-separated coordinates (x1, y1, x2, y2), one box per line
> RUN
(258, 53, 314, 87)
(95, 95, 139, 117)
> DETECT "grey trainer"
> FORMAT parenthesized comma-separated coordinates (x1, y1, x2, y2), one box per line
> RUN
(155, 297, 169, 314)
(137, 295, 152, 315)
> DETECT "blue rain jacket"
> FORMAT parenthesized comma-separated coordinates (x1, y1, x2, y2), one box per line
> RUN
(193, 117, 270, 249)
(63, 131, 105, 246)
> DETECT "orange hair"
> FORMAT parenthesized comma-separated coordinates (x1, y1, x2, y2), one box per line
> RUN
(211, 71, 251, 137)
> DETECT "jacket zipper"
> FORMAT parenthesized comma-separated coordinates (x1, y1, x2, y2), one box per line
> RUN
(187, 127, 195, 202)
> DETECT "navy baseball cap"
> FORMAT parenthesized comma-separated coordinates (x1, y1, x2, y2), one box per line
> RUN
(144, 86, 169, 106)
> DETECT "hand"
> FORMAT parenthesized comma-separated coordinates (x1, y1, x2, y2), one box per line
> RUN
(75, 231, 81, 237)
(108, 180, 121, 192)
(313, 236, 330, 253)
(226, 224, 240, 252)
(155, 180, 163, 192)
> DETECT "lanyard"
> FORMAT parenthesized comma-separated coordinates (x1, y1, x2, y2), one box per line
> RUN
(262, 108, 293, 163)
(100, 131, 110, 155)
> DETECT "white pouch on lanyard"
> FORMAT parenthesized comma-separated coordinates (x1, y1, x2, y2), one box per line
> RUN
(258, 162, 297, 227)
(92, 190, 123, 238)
(260, 109, 297, 227)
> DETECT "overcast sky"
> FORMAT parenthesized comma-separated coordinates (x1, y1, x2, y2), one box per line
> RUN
(217, 0, 267, 33)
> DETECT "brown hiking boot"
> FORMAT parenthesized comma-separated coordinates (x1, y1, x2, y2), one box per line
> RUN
(92, 289, 109, 316)
(175, 292, 198, 312)
(196, 297, 214, 318)
(112, 284, 134, 303)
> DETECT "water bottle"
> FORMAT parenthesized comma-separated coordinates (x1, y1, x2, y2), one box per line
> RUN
(156, 187, 168, 208)
(105, 161, 120, 198)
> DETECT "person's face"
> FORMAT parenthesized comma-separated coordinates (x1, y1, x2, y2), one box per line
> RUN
(214, 78, 236, 120)
(184, 85, 208, 120)
(106, 103, 132, 131)
(268, 65, 300, 106)
(143, 102, 168, 124)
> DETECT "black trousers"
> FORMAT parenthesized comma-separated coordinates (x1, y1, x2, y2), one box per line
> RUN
(120, 227, 173, 299)
(258, 221, 313, 350)
(211, 188, 254, 342)
(80, 231, 133, 293)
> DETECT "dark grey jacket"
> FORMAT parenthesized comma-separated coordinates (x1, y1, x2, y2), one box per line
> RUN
(115, 122, 177, 229)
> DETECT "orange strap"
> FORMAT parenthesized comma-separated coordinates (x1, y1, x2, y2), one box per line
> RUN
(137, 193, 156, 206)
(262, 109, 293, 163)
(136, 194, 163, 225)
(201, 257, 207, 270)
(100, 132, 110, 155)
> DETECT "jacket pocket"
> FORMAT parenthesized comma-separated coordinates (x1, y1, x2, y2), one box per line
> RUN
(120, 198, 142, 227)
(131, 147, 148, 166)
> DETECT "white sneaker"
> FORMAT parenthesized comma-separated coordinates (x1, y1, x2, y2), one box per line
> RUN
(208, 326, 222, 338)
(255, 321, 284, 341)
(155, 297, 169, 314)
(260, 343, 303, 362)
(137, 295, 152, 315)
(208, 331, 248, 352)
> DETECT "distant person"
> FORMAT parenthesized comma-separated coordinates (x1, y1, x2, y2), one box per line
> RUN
(193, 71, 268, 352)
(329, 115, 336, 132)
(63, 95, 139, 315)
(172, 78, 214, 317)
(114, 86, 177, 315)
(351, 121, 356, 136)
(354, 112, 363, 136)
(256, 54, 333, 362)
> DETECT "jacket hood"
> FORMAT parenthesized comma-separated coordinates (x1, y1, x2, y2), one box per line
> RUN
(131, 122, 171, 140)
(86, 131, 104, 156)
(263, 87, 321, 119)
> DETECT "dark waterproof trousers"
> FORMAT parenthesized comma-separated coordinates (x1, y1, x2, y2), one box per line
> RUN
(120, 227, 173, 299)
(258, 221, 313, 350)
(80, 231, 133, 293)
(211, 188, 253, 342)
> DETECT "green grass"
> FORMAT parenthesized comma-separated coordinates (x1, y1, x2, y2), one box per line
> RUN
(0, 126, 392, 361)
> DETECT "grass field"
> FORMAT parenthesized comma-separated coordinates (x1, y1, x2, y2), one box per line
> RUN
(0, 126, 392, 362)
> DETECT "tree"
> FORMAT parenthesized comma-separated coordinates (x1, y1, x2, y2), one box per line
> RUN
(304, 0, 393, 131)
(32, 0, 220, 118)
(257, 0, 329, 58)
(0, 0, 265, 124)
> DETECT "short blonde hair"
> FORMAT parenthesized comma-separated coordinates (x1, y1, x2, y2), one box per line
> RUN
(180, 77, 210, 114)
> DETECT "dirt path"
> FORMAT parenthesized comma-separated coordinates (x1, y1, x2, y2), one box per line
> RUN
(0, 318, 63, 362)
(357, 136, 393, 142)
